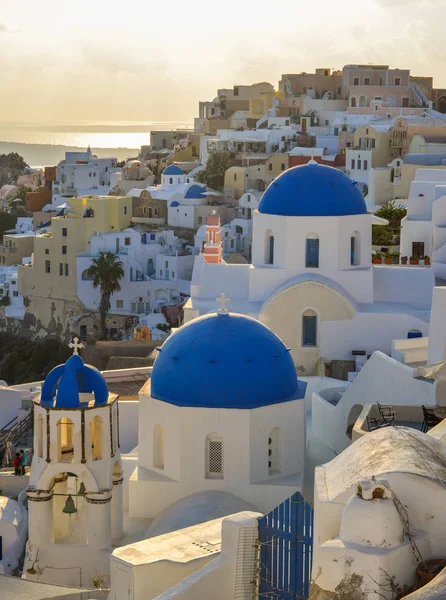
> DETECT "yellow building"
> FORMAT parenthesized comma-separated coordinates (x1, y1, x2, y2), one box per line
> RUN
(18, 195, 132, 338)
(248, 91, 275, 119)
(223, 165, 267, 200)
(0, 233, 35, 267)
(265, 154, 289, 184)
(352, 124, 393, 167)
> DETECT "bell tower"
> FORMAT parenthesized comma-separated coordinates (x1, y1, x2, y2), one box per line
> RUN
(24, 338, 123, 588)
(203, 211, 223, 264)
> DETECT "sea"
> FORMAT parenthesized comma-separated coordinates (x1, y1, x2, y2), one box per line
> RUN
(0, 121, 194, 168)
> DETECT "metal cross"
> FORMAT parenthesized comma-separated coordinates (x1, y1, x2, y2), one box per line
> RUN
(69, 337, 84, 356)
(216, 292, 231, 314)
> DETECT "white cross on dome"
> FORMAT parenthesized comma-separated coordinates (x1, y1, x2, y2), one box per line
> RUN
(69, 337, 84, 356)
(216, 292, 231, 314)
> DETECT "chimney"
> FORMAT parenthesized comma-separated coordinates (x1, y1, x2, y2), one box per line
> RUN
(203, 211, 222, 264)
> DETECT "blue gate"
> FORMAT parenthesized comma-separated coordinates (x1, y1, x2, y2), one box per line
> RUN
(258, 492, 313, 599)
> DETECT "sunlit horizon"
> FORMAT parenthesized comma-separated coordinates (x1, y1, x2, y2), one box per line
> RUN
(1, 0, 446, 124)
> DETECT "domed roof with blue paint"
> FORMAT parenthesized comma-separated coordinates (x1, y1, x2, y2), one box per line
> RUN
(170, 201, 180, 207)
(151, 311, 306, 409)
(163, 165, 184, 176)
(258, 162, 368, 217)
(184, 184, 206, 199)
(41, 353, 109, 409)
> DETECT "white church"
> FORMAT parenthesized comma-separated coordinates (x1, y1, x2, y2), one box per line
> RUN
(8, 161, 446, 599)
(185, 161, 434, 373)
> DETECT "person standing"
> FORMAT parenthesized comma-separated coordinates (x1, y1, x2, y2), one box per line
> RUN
(13, 453, 21, 476)
(19, 449, 28, 476)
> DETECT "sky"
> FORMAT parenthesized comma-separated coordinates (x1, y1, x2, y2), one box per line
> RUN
(1, 0, 446, 124)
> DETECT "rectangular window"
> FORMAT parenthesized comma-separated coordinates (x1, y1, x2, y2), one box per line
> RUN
(353, 77, 359, 86)
(59, 263, 63, 276)
(64, 263, 69, 276)
(379, 77, 383, 86)
(357, 159, 362, 169)
(306, 238, 319, 268)
(45, 260, 51, 274)
(412, 242, 425, 258)
(206, 437, 223, 479)
(364, 77, 370, 85)
(269, 163, 273, 171)
(395, 78, 401, 86)
(62, 228, 67, 237)
(351, 159, 356, 170)
(116, 300, 124, 309)
(45, 248, 49, 255)
(364, 160, 368, 170)
(172, 271, 175, 278)
(402, 97, 409, 108)
(281, 163, 285, 171)
(302, 315, 317, 347)
(13, 291, 18, 297)
(124, 205, 128, 215)
(371, 139, 376, 149)
(62, 245, 67, 255)
(125, 237, 131, 246)
(165, 261, 168, 268)
(234, 174, 237, 181)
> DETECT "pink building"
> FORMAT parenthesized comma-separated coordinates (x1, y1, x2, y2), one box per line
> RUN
(343, 65, 428, 116)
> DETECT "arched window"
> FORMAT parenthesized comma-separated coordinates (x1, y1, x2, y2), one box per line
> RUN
(206, 434, 224, 479)
(358, 96, 366, 108)
(408, 329, 423, 339)
(57, 417, 74, 462)
(148, 207, 153, 218)
(350, 96, 357, 108)
(305, 233, 319, 268)
(153, 424, 165, 469)
(265, 230, 274, 265)
(90, 416, 103, 460)
(268, 427, 284, 474)
(388, 96, 396, 107)
(113, 407, 118, 453)
(81, 269, 94, 281)
(36, 413, 43, 458)
(302, 310, 317, 347)
(351, 231, 361, 266)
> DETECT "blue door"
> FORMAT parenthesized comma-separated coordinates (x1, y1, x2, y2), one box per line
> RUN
(258, 491, 313, 599)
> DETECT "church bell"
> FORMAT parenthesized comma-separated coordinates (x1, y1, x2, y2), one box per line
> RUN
(63, 494, 77, 515)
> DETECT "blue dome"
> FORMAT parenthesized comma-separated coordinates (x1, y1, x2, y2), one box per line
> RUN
(151, 312, 306, 409)
(258, 162, 368, 217)
(41, 354, 109, 409)
(184, 184, 206, 199)
(170, 201, 180, 207)
(163, 165, 184, 176)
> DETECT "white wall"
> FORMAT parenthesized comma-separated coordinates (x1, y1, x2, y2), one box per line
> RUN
(311, 351, 435, 454)
(129, 395, 305, 518)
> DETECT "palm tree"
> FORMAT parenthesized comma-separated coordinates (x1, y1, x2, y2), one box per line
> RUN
(87, 252, 124, 340)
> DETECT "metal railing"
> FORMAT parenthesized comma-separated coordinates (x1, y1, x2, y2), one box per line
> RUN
(1, 412, 33, 468)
